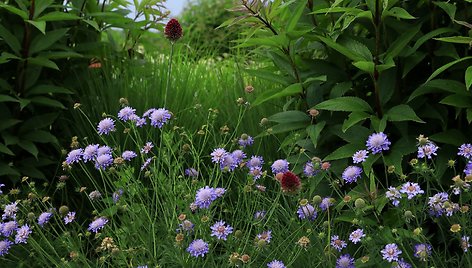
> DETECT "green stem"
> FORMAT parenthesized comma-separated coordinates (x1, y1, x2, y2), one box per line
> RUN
(164, 43, 174, 107)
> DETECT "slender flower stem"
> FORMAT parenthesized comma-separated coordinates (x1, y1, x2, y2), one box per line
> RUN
(164, 43, 175, 107)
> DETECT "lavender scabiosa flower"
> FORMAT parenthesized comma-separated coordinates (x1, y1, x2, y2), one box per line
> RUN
(220, 154, 238, 171)
(141, 157, 152, 171)
(386, 186, 401, 206)
(211, 148, 228, 164)
(303, 161, 318, 177)
(413, 243, 432, 261)
(66, 148, 83, 164)
(366, 132, 391, 154)
(150, 108, 171, 128)
(94, 154, 113, 170)
(64, 212, 76, 224)
(464, 162, 472, 176)
(136, 117, 146, 127)
(187, 239, 209, 257)
(392, 259, 412, 268)
(141, 142, 154, 154)
(428, 192, 449, 217)
(271, 159, 289, 175)
(88, 190, 102, 201)
(88, 217, 108, 233)
(1, 220, 18, 236)
(185, 168, 199, 178)
(267, 260, 286, 268)
(83, 144, 99, 162)
(143, 108, 157, 118)
(254, 210, 266, 220)
(461, 236, 471, 252)
(349, 229, 365, 244)
(178, 220, 194, 233)
(256, 230, 272, 243)
(400, 182, 424, 199)
(195, 186, 218, 209)
(0, 240, 12, 256)
(342, 166, 362, 183)
(297, 204, 317, 221)
(247, 155, 264, 168)
(113, 189, 123, 203)
(352, 150, 369, 163)
(238, 134, 254, 148)
(249, 166, 263, 180)
(381, 243, 402, 262)
(320, 197, 333, 211)
(122, 150, 137, 161)
(336, 254, 355, 268)
(418, 142, 439, 159)
(210, 221, 233, 240)
(214, 187, 226, 198)
(458, 144, 472, 159)
(15, 224, 32, 244)
(231, 150, 246, 164)
(2, 201, 19, 220)
(97, 118, 116, 135)
(97, 145, 112, 156)
(330, 235, 347, 252)
(38, 212, 53, 227)
(118, 106, 136, 121)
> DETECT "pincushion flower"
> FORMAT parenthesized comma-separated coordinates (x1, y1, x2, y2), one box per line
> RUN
(249, 166, 263, 180)
(386, 186, 401, 206)
(271, 159, 289, 174)
(366, 132, 391, 154)
(256, 230, 272, 244)
(331, 235, 347, 251)
(150, 108, 171, 128)
(352, 150, 369, 163)
(458, 143, 472, 159)
(280, 171, 301, 193)
(122, 150, 137, 161)
(38, 212, 53, 227)
(220, 154, 237, 171)
(413, 243, 432, 261)
(165, 18, 183, 42)
(185, 168, 199, 178)
(247, 155, 264, 168)
(297, 204, 317, 221)
(210, 221, 233, 240)
(88, 217, 108, 233)
(238, 134, 254, 148)
(320, 197, 333, 211)
(94, 154, 113, 170)
(417, 142, 438, 159)
(187, 239, 209, 258)
(15, 224, 32, 244)
(0, 240, 12, 256)
(1, 221, 18, 237)
(400, 182, 424, 199)
(83, 144, 99, 162)
(342, 166, 362, 183)
(267, 260, 286, 268)
(66, 148, 83, 164)
(118, 106, 136, 121)
(195, 186, 218, 209)
(461, 236, 471, 252)
(381, 243, 402, 262)
(2, 201, 19, 220)
(211, 148, 228, 164)
(303, 161, 318, 177)
(336, 254, 355, 268)
(97, 118, 115, 135)
(64, 212, 76, 224)
(349, 228, 365, 244)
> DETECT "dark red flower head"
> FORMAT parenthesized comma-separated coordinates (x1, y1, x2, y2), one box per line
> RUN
(280, 171, 301, 193)
(165, 18, 183, 42)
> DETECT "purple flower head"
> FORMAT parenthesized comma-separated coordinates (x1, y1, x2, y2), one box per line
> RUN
(330, 235, 347, 252)
(220, 154, 238, 171)
(141, 157, 153, 171)
(418, 142, 439, 159)
(386, 186, 401, 206)
(210, 221, 233, 240)
(247, 155, 264, 169)
(342, 166, 362, 183)
(249, 166, 263, 181)
(136, 117, 146, 127)
(271, 159, 289, 175)
(122, 150, 137, 161)
(267, 260, 286, 268)
(400, 182, 424, 199)
(349, 228, 365, 244)
(238, 134, 254, 148)
(143, 108, 157, 118)
(231, 150, 246, 164)
(428, 192, 449, 217)
(2, 201, 19, 220)
(413, 243, 432, 261)
(150, 108, 171, 128)
(64, 212, 76, 224)
(15, 224, 32, 244)
(83, 144, 99, 162)
(464, 161, 472, 176)
(0, 239, 12, 256)
(88, 217, 108, 233)
(97, 118, 116, 135)
(141, 142, 154, 154)
(352, 150, 369, 163)
(118, 106, 136, 121)
(461, 236, 471, 252)
(254, 210, 266, 220)
(366, 132, 391, 154)
(185, 168, 199, 178)
(320, 197, 333, 211)
(214, 187, 226, 198)
(458, 143, 472, 159)
(303, 161, 319, 177)
(256, 230, 272, 243)
(195, 186, 218, 209)
(336, 254, 355, 268)
(113, 189, 124, 203)
(393, 259, 412, 268)
(1, 220, 18, 236)
(97, 145, 112, 156)
(211, 148, 228, 164)
(38, 212, 53, 227)
(297, 204, 317, 221)
(66, 148, 83, 164)
(381, 243, 402, 262)
(187, 239, 209, 257)
(178, 220, 194, 232)
(94, 154, 113, 170)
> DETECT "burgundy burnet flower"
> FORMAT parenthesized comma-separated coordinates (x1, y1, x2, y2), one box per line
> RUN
(280, 171, 301, 193)
(165, 19, 183, 42)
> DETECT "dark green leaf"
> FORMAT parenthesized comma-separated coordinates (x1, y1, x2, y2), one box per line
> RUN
(466, 66, 472, 90)
(0, 162, 20, 176)
(435, 36, 472, 44)
(30, 28, 69, 54)
(386, 104, 425, 123)
(268, 111, 310, 124)
(0, 24, 21, 55)
(426, 57, 472, 83)
(430, 129, 466, 146)
(0, 119, 22, 132)
(28, 57, 59, 70)
(37, 11, 80, 21)
(253, 83, 302, 106)
(0, 95, 19, 103)
(26, 85, 73, 96)
(25, 20, 46, 34)
(385, 24, 421, 61)
(408, 79, 468, 102)
(30, 96, 66, 109)
(22, 130, 58, 144)
(317, 36, 364, 62)
(353, 61, 374, 73)
(342, 112, 370, 132)
(370, 116, 387, 132)
(384, 7, 415, 20)
(0, 3, 28, 19)
(286, 0, 306, 32)
(434, 1, 456, 20)
(439, 94, 472, 108)
(33, 0, 54, 18)
(324, 143, 365, 161)
(18, 140, 39, 158)
(0, 143, 14, 156)
(315, 97, 373, 112)
(19, 113, 58, 132)
(307, 121, 326, 148)
(244, 69, 289, 85)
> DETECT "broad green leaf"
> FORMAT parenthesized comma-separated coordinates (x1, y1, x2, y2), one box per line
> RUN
(286, 0, 306, 32)
(353, 61, 374, 74)
(22, 130, 58, 144)
(0, 52, 20, 64)
(30, 28, 69, 54)
(0, 24, 21, 54)
(430, 129, 466, 146)
(314, 96, 373, 112)
(0, 162, 20, 177)
(0, 3, 27, 19)
(33, 0, 54, 18)
(426, 57, 472, 83)
(0, 143, 14, 156)
(18, 140, 39, 158)
(342, 112, 370, 132)
(434, 1, 456, 20)
(383, 151, 403, 174)
(0, 119, 22, 131)
(235, 35, 288, 49)
(330, 82, 352, 98)
(25, 20, 46, 35)
(386, 104, 425, 123)
(30, 96, 66, 109)
(411, 28, 457, 53)
(343, 38, 373, 61)
(307, 121, 326, 148)
(37, 11, 80, 21)
(268, 111, 310, 124)
(324, 143, 364, 161)
(244, 69, 289, 85)
(385, 24, 421, 61)
(83, 19, 101, 31)
(467, 108, 472, 124)
(263, 121, 308, 136)
(28, 57, 59, 70)
(370, 115, 387, 132)
(0, 94, 19, 103)
(26, 85, 73, 96)
(253, 83, 302, 106)
(435, 36, 472, 44)
(439, 94, 472, 108)
(466, 66, 472, 90)
(384, 7, 415, 20)
(408, 79, 468, 102)
(19, 113, 58, 132)
(317, 36, 364, 62)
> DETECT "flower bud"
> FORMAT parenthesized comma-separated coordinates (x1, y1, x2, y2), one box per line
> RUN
(354, 198, 366, 209)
